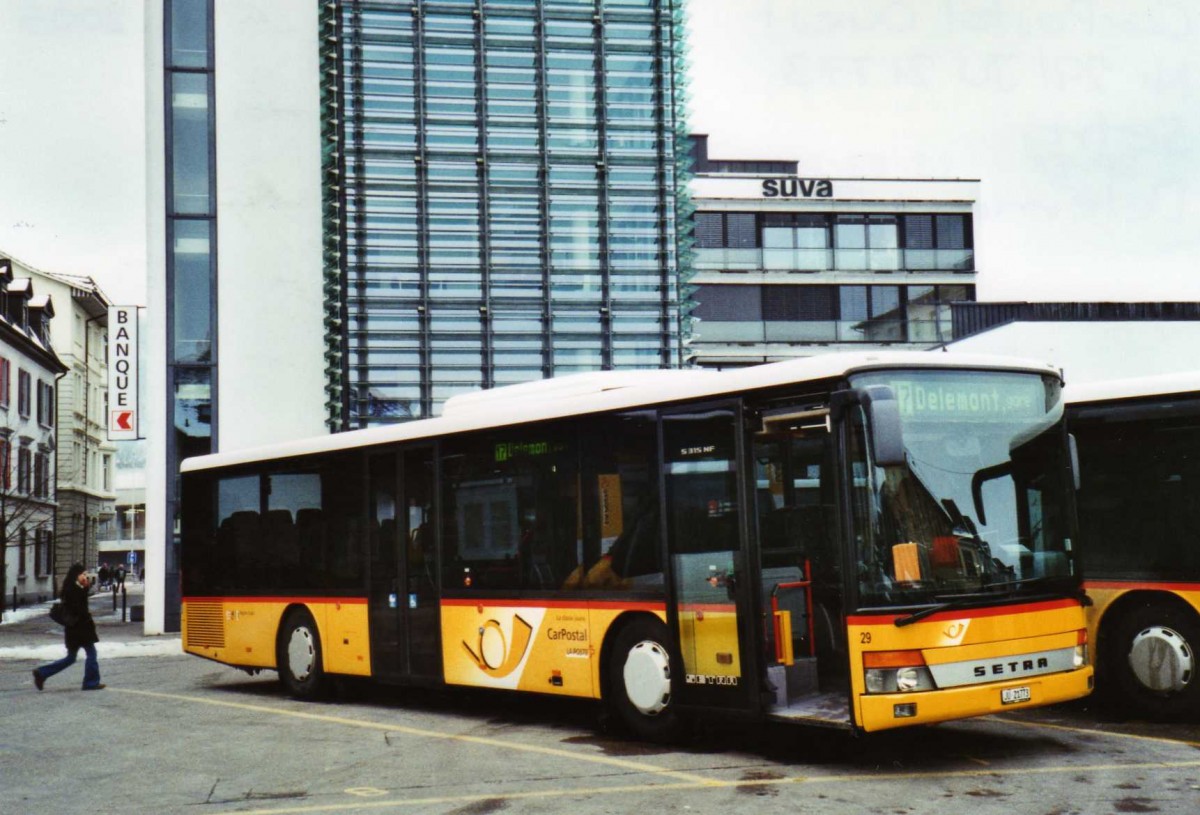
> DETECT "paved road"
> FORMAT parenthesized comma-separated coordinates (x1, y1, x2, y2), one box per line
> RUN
(3, 634, 1199, 815)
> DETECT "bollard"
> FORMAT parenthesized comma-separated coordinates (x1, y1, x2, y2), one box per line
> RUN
(121, 586, 127, 623)
(112, 582, 118, 611)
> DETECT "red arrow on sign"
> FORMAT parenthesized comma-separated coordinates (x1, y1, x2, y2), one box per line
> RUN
(114, 411, 134, 431)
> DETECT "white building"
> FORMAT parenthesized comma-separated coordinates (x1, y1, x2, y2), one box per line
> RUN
(9, 257, 119, 586)
(1, 257, 68, 608)
(688, 135, 979, 367)
(945, 302, 1200, 385)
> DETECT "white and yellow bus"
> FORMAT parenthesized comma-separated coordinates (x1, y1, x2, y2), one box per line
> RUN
(1068, 372, 1200, 718)
(180, 352, 1092, 738)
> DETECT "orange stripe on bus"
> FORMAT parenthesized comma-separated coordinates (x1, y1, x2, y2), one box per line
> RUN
(182, 596, 368, 605)
(846, 598, 1079, 626)
(439, 598, 665, 613)
(1085, 580, 1200, 592)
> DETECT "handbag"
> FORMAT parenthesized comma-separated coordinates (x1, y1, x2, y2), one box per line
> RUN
(49, 602, 66, 626)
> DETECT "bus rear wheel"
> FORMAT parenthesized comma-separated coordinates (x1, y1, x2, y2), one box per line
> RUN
(606, 618, 685, 743)
(277, 608, 328, 700)
(1103, 602, 1200, 719)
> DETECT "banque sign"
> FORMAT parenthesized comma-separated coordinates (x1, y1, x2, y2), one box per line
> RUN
(761, 177, 834, 198)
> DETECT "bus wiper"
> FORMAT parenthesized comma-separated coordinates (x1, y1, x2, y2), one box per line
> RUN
(981, 575, 1055, 590)
(896, 576, 1078, 627)
(893, 594, 993, 627)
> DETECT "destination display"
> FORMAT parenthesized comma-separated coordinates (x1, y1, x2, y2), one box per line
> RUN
(856, 373, 1051, 422)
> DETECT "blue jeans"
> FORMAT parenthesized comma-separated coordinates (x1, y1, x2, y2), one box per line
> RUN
(35, 643, 101, 689)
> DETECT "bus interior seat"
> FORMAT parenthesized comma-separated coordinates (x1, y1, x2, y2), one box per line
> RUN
(295, 507, 324, 566)
(225, 510, 262, 574)
(264, 509, 298, 569)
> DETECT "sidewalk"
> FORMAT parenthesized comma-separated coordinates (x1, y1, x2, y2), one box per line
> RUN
(0, 582, 181, 661)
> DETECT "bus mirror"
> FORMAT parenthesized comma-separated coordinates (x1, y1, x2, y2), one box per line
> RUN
(1068, 433, 1081, 491)
(860, 386, 905, 467)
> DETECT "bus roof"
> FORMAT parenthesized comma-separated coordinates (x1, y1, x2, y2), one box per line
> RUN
(181, 351, 1059, 473)
(1065, 370, 1200, 406)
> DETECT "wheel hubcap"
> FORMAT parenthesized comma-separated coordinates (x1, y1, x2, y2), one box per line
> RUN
(623, 640, 671, 716)
(1129, 625, 1193, 693)
(287, 626, 316, 682)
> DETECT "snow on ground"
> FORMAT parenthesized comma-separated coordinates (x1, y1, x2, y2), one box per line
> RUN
(0, 638, 183, 661)
(1, 602, 54, 625)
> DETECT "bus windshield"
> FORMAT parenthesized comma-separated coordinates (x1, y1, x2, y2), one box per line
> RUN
(849, 370, 1077, 609)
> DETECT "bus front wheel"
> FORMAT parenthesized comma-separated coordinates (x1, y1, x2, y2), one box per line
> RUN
(277, 608, 329, 700)
(1104, 602, 1200, 719)
(606, 618, 685, 743)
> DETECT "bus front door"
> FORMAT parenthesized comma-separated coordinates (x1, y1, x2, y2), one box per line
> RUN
(662, 404, 757, 713)
(368, 447, 440, 681)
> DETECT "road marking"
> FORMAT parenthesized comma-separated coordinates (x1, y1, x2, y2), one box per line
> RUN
(110, 689, 1200, 815)
(994, 715, 1200, 749)
(218, 759, 1200, 815)
(111, 688, 719, 787)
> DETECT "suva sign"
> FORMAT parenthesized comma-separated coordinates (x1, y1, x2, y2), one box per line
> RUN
(761, 177, 834, 198)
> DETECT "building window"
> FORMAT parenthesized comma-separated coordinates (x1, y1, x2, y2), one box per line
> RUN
(35, 529, 51, 577)
(694, 213, 723, 248)
(17, 446, 31, 494)
(762, 213, 830, 271)
(761, 285, 836, 321)
(0, 437, 9, 489)
(692, 283, 974, 346)
(0, 357, 9, 407)
(37, 450, 51, 498)
(903, 213, 973, 270)
(834, 215, 899, 271)
(17, 528, 27, 578)
(103, 454, 112, 491)
(36, 381, 54, 427)
(17, 370, 31, 417)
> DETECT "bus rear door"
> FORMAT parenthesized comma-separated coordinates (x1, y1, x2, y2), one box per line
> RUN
(368, 446, 441, 681)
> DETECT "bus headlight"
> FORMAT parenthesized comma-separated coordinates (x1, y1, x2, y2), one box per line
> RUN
(863, 650, 936, 693)
(1074, 629, 1089, 668)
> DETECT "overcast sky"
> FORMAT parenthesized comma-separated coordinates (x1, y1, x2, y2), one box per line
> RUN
(2, 0, 1199, 304)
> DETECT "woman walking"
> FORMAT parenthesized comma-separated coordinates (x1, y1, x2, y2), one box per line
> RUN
(32, 564, 104, 691)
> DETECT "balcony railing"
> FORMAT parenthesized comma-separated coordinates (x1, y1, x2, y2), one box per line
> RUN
(691, 318, 952, 345)
(696, 247, 973, 273)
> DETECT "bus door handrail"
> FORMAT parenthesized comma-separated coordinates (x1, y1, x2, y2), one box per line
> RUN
(770, 560, 815, 664)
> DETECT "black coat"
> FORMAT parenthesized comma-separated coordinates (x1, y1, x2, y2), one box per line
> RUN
(62, 580, 98, 650)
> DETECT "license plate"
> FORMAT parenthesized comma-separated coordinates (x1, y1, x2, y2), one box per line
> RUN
(1001, 686, 1031, 705)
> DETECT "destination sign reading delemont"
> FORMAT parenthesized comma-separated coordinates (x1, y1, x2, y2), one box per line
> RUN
(893, 378, 1044, 421)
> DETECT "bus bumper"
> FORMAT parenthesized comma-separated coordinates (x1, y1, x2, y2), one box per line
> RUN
(857, 666, 1094, 732)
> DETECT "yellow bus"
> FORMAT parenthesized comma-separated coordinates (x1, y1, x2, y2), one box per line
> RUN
(1067, 372, 1200, 718)
(180, 352, 1092, 738)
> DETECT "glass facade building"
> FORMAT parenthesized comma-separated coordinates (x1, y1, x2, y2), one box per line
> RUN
(321, 0, 690, 427)
(162, 0, 217, 631)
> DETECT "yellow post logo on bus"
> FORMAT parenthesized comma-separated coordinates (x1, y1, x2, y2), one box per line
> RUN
(442, 603, 596, 697)
(462, 614, 535, 679)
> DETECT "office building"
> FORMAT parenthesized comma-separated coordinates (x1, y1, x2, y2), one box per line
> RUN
(688, 135, 978, 367)
(144, 0, 688, 631)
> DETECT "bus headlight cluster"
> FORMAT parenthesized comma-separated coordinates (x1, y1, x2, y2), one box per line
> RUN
(863, 650, 936, 693)
(865, 665, 936, 693)
(1073, 629, 1089, 669)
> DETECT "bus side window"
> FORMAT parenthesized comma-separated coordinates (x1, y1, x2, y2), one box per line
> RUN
(442, 425, 580, 591)
(573, 410, 661, 592)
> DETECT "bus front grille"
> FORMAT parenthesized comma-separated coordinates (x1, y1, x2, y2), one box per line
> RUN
(185, 601, 226, 649)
